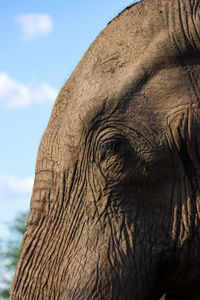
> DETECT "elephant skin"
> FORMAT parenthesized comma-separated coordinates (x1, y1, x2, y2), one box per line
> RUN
(160, 295, 200, 300)
(11, 0, 200, 299)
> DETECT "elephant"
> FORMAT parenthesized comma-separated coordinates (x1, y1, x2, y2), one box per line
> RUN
(163, 296, 200, 300)
(10, 0, 200, 299)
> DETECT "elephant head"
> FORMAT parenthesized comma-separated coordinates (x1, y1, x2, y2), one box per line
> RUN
(11, 0, 200, 299)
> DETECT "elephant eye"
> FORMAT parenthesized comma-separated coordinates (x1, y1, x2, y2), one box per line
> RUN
(96, 136, 134, 183)
(99, 140, 122, 161)
(98, 136, 132, 164)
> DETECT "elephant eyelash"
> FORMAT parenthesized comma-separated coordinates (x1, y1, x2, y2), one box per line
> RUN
(99, 140, 122, 161)
(98, 137, 133, 164)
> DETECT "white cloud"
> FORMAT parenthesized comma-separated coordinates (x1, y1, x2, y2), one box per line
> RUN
(0, 174, 34, 236)
(0, 174, 34, 198)
(15, 13, 53, 39)
(0, 71, 58, 108)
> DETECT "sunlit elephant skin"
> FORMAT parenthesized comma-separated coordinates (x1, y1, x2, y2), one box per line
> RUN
(11, 0, 200, 299)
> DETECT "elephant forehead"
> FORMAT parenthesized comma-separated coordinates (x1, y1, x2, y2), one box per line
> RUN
(61, 0, 200, 121)
(70, 1, 167, 106)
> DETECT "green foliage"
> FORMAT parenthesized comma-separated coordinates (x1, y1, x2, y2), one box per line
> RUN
(0, 211, 28, 299)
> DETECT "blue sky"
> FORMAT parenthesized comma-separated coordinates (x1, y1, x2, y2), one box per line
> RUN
(0, 0, 136, 236)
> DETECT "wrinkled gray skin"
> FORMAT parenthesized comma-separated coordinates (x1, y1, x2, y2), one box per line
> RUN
(11, 0, 200, 299)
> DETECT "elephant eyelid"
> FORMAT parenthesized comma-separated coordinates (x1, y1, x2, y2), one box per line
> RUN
(101, 140, 122, 153)
(97, 135, 132, 163)
(99, 140, 121, 161)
